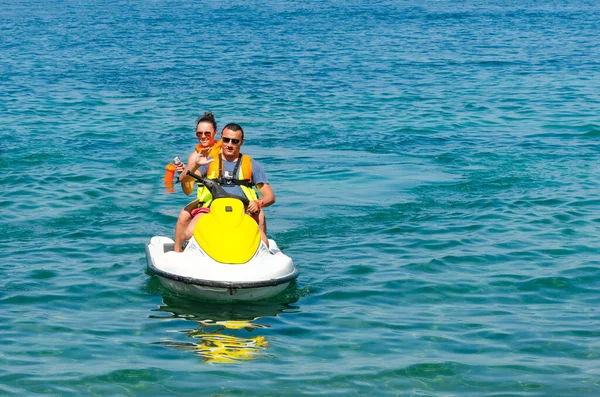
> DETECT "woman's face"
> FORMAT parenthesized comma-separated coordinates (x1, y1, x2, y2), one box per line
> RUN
(195, 121, 216, 147)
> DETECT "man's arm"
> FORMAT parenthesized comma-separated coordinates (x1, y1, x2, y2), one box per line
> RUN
(247, 183, 275, 214)
(257, 183, 275, 207)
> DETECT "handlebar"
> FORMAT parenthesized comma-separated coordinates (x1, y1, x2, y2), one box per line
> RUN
(186, 171, 251, 208)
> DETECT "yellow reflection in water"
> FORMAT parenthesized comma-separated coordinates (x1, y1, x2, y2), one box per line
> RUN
(187, 320, 270, 363)
(150, 294, 300, 363)
(190, 333, 268, 363)
(197, 319, 268, 330)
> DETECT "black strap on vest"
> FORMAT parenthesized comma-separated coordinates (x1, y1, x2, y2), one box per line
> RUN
(216, 154, 254, 187)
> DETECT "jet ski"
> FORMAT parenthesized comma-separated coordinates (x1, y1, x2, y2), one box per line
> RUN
(146, 173, 298, 301)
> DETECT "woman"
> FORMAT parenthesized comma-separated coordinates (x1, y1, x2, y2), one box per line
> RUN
(173, 112, 221, 252)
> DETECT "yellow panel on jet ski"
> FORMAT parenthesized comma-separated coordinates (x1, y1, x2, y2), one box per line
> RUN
(193, 198, 261, 264)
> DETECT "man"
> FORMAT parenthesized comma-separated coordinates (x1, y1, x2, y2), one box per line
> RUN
(182, 123, 274, 247)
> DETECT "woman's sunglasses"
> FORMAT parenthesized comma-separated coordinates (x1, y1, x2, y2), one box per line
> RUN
(196, 131, 212, 137)
(222, 137, 241, 145)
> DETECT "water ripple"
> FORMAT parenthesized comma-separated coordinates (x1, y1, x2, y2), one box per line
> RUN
(2, 0, 600, 395)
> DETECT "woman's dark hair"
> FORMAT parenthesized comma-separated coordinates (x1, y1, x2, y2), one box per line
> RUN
(222, 123, 244, 140)
(196, 112, 217, 132)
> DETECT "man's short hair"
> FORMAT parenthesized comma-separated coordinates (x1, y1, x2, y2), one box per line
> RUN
(222, 123, 244, 140)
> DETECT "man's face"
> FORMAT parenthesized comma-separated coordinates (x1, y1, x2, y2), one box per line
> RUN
(221, 128, 243, 158)
(196, 121, 216, 147)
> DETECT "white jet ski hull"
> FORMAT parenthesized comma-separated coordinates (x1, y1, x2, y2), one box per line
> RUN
(146, 236, 298, 301)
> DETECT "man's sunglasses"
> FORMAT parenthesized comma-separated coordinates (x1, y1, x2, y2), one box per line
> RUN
(196, 131, 212, 137)
(222, 137, 241, 145)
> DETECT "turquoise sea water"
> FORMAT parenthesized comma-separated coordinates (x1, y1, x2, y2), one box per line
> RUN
(2, 0, 600, 395)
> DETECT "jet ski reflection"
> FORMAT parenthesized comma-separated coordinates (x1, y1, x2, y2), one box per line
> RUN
(150, 295, 299, 363)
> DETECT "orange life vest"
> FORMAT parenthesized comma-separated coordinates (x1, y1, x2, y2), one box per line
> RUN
(195, 140, 222, 157)
(197, 154, 258, 207)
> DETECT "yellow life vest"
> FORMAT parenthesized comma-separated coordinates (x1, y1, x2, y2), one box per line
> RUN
(197, 153, 259, 208)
